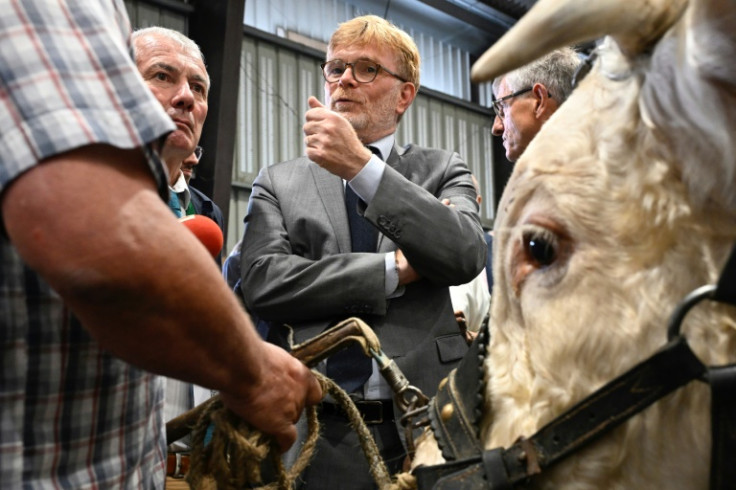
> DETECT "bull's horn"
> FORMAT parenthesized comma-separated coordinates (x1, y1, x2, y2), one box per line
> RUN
(471, 0, 686, 83)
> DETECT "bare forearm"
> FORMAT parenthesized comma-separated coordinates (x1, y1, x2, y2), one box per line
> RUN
(3, 145, 322, 450)
(64, 232, 263, 393)
(3, 146, 265, 392)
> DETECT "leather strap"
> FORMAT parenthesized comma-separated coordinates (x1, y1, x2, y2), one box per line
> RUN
(495, 336, 705, 486)
(708, 364, 736, 489)
(413, 456, 485, 490)
(417, 242, 736, 489)
(428, 320, 488, 460)
(415, 336, 706, 489)
(708, 241, 736, 489)
(320, 399, 395, 425)
(482, 448, 513, 490)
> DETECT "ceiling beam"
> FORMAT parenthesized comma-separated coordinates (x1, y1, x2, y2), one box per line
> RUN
(414, 0, 514, 40)
(475, 0, 535, 20)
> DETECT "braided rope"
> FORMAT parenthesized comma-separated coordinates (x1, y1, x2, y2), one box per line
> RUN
(323, 374, 393, 488)
(391, 471, 418, 489)
(185, 372, 396, 489)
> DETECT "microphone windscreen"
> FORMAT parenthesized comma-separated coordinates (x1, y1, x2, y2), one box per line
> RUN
(179, 214, 223, 258)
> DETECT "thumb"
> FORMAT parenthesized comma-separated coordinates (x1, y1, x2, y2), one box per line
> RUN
(308, 96, 324, 109)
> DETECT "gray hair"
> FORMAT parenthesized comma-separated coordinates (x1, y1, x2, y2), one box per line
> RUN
(133, 26, 204, 60)
(493, 47, 581, 103)
(132, 27, 208, 85)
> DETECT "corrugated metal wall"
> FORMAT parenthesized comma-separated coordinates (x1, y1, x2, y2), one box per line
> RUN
(227, 31, 496, 254)
(124, 0, 189, 31)
(124, 0, 499, 256)
(125, 0, 497, 112)
(244, 0, 482, 102)
(242, 0, 498, 106)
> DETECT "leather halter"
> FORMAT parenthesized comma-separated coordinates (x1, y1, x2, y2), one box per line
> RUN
(414, 243, 736, 489)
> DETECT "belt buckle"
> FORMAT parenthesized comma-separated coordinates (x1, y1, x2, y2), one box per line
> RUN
(358, 400, 383, 425)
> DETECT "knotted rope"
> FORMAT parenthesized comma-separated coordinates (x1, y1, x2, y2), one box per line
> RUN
(184, 372, 396, 489)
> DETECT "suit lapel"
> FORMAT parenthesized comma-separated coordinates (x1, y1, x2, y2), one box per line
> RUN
(309, 162, 351, 253)
(385, 143, 408, 174)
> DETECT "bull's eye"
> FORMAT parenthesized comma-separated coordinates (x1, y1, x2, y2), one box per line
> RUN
(510, 223, 568, 294)
(523, 230, 558, 268)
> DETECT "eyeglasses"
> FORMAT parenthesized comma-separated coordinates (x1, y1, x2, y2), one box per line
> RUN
(491, 87, 533, 119)
(194, 146, 203, 161)
(320, 59, 408, 84)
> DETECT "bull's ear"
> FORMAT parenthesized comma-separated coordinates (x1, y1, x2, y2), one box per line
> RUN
(640, 0, 736, 214)
(471, 0, 686, 84)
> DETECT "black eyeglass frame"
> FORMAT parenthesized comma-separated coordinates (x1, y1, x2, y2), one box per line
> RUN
(491, 87, 533, 118)
(320, 59, 408, 84)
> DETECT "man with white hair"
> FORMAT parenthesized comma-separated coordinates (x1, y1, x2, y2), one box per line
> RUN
(132, 28, 224, 265)
(131, 27, 226, 486)
(0, 6, 320, 489)
(491, 47, 581, 162)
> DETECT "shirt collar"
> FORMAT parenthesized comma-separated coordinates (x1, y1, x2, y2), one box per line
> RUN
(366, 134, 395, 161)
(170, 171, 191, 211)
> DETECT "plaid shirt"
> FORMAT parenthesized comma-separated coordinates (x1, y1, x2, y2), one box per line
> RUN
(0, 0, 175, 488)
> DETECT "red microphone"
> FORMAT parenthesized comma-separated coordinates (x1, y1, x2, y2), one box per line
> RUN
(179, 215, 223, 258)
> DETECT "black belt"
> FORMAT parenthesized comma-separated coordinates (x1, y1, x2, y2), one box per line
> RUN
(320, 399, 394, 425)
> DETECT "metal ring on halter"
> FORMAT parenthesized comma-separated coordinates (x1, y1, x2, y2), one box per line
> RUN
(396, 385, 429, 413)
(401, 397, 431, 456)
(666, 284, 717, 341)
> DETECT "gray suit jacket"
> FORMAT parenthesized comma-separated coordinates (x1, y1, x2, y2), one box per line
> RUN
(240, 143, 486, 395)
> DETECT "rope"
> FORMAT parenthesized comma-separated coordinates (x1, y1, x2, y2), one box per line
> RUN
(324, 374, 393, 488)
(391, 471, 418, 489)
(185, 372, 397, 489)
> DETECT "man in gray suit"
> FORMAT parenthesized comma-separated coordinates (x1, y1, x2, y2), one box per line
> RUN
(239, 14, 486, 488)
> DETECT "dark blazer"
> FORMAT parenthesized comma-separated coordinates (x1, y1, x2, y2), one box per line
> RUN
(485, 232, 494, 294)
(240, 144, 486, 397)
(190, 185, 225, 266)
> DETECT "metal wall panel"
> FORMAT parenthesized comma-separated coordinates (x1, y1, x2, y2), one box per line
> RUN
(227, 31, 496, 255)
(123, 1, 497, 258)
(478, 81, 495, 107)
(243, 0, 482, 103)
(125, 0, 188, 31)
(237, 41, 260, 182)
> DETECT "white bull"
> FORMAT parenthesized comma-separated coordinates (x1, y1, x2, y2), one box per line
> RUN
(411, 0, 736, 488)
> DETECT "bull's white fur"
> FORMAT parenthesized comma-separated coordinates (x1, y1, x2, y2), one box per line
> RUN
(412, 1, 736, 488)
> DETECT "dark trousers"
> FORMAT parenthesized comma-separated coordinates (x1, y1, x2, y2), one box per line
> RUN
(295, 408, 406, 489)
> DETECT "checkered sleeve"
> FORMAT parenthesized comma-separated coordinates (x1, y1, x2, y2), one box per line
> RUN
(0, 2, 175, 488)
(0, 0, 175, 199)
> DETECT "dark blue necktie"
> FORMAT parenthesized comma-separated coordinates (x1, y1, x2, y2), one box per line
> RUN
(344, 184, 378, 253)
(326, 150, 379, 392)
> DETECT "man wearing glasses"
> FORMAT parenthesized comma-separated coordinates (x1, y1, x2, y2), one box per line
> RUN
(491, 47, 581, 162)
(239, 14, 486, 489)
(185, 146, 226, 259)
(181, 145, 204, 185)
